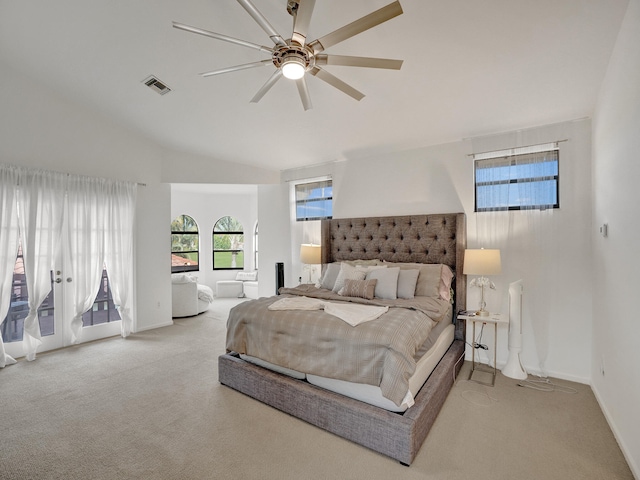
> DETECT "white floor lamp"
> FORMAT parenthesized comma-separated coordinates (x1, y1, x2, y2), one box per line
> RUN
(502, 279, 528, 380)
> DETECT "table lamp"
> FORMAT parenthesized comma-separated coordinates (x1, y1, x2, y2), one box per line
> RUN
(300, 244, 321, 283)
(463, 248, 501, 316)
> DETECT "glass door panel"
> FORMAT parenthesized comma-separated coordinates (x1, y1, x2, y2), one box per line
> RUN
(1, 244, 121, 358)
(79, 267, 121, 343)
(1, 243, 64, 358)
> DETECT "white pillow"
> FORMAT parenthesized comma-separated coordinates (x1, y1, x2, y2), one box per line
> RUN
(236, 271, 258, 281)
(316, 263, 342, 290)
(171, 273, 196, 284)
(332, 263, 367, 293)
(397, 269, 420, 299)
(366, 267, 400, 300)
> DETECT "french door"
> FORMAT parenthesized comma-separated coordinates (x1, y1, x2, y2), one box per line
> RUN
(1, 237, 121, 359)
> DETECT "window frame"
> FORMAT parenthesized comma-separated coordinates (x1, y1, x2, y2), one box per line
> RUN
(253, 222, 258, 271)
(474, 146, 560, 212)
(171, 214, 200, 273)
(212, 216, 244, 271)
(295, 179, 333, 221)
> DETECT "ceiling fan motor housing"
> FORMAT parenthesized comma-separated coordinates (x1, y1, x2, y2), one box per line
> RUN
(272, 44, 314, 73)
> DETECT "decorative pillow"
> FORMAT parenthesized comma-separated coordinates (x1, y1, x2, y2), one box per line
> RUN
(344, 259, 384, 267)
(383, 262, 453, 301)
(171, 273, 196, 284)
(332, 263, 367, 293)
(316, 263, 341, 290)
(366, 267, 400, 300)
(235, 271, 258, 281)
(439, 265, 454, 301)
(356, 264, 387, 273)
(397, 269, 420, 299)
(338, 279, 378, 300)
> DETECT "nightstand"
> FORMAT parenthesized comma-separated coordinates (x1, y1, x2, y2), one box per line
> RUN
(457, 312, 507, 386)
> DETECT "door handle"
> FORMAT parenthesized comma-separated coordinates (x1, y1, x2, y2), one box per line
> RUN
(66, 277, 72, 283)
(55, 278, 62, 283)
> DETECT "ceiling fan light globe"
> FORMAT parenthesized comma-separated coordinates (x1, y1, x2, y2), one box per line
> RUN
(282, 60, 305, 80)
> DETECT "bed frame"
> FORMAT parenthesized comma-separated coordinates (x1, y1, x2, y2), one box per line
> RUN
(218, 213, 466, 465)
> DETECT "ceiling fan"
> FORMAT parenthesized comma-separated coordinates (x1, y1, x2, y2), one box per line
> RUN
(173, 0, 404, 110)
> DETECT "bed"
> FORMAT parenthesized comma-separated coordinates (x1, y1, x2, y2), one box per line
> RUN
(218, 213, 467, 465)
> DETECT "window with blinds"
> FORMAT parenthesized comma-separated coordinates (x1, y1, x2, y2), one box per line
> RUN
(295, 179, 333, 221)
(474, 144, 559, 212)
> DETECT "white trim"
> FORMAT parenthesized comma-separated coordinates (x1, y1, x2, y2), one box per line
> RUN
(472, 141, 561, 160)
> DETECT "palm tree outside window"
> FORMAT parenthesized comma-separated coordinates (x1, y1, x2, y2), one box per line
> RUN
(213, 216, 244, 270)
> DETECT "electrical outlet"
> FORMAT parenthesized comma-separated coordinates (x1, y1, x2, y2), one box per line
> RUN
(600, 355, 605, 376)
(157, 301, 161, 309)
(600, 223, 608, 237)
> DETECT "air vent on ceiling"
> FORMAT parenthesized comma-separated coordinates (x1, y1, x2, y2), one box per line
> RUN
(143, 75, 171, 95)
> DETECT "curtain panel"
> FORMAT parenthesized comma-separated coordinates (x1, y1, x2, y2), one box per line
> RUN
(470, 135, 564, 376)
(0, 165, 20, 368)
(0, 164, 137, 365)
(16, 169, 66, 361)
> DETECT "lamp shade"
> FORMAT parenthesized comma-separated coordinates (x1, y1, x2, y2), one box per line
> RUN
(463, 249, 502, 276)
(300, 244, 321, 264)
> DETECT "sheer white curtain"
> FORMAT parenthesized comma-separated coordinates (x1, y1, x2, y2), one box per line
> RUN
(66, 176, 108, 344)
(104, 180, 136, 337)
(1, 164, 137, 363)
(472, 139, 561, 376)
(16, 169, 66, 361)
(0, 165, 20, 368)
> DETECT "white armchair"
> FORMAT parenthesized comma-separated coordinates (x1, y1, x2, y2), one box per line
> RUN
(171, 274, 214, 318)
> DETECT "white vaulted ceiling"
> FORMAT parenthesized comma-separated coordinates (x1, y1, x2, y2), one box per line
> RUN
(0, 0, 629, 171)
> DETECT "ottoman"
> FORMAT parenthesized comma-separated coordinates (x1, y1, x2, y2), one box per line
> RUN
(216, 280, 244, 298)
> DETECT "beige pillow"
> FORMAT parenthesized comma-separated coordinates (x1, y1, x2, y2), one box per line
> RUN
(338, 279, 378, 300)
(383, 262, 453, 300)
(343, 259, 384, 267)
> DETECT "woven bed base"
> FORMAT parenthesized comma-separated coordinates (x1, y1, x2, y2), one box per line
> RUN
(218, 339, 464, 465)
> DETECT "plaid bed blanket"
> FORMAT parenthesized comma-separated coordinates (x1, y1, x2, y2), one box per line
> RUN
(226, 285, 450, 406)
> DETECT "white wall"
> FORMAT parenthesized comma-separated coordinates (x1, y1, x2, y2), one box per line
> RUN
(162, 149, 278, 185)
(592, 0, 640, 476)
(278, 118, 595, 384)
(170, 185, 258, 293)
(0, 62, 173, 334)
(257, 184, 291, 297)
(0, 62, 279, 336)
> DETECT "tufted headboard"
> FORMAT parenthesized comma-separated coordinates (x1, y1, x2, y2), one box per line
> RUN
(320, 213, 467, 339)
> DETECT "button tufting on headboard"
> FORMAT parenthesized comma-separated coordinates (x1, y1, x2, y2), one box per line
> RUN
(321, 212, 466, 339)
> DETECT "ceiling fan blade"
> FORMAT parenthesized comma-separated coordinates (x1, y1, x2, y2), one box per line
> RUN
(309, 67, 364, 101)
(295, 76, 313, 111)
(315, 54, 403, 70)
(200, 60, 273, 77)
(250, 69, 283, 103)
(290, 0, 316, 47)
(173, 22, 274, 54)
(237, 0, 287, 47)
(308, 1, 403, 53)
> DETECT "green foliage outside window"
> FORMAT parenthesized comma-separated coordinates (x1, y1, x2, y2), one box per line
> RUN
(171, 214, 199, 272)
(213, 216, 244, 270)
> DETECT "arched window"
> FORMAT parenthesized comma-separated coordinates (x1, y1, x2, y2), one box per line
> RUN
(171, 214, 199, 273)
(213, 216, 243, 270)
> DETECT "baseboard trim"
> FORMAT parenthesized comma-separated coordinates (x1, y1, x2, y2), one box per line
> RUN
(591, 384, 639, 479)
(134, 320, 173, 332)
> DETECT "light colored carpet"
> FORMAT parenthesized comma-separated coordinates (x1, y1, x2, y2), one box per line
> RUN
(0, 298, 634, 480)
